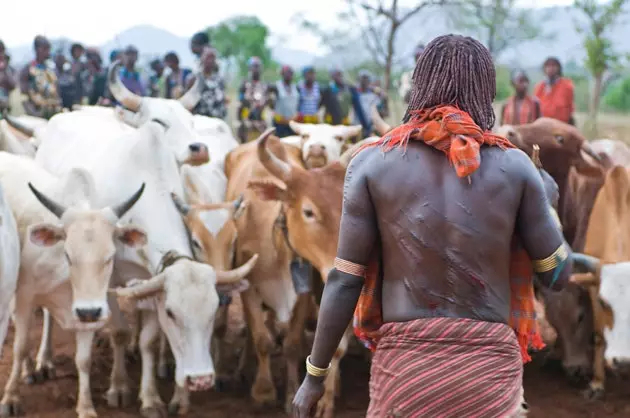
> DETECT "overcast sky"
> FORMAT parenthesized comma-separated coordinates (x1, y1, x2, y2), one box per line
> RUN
(3, 0, 576, 50)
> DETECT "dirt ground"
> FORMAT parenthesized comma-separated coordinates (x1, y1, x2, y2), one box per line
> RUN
(1, 300, 630, 418)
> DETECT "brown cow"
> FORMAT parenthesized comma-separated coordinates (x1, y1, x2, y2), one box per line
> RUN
(570, 166, 630, 399)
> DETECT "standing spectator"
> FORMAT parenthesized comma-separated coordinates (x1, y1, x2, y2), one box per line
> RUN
(190, 47, 227, 119)
(19, 35, 61, 119)
(320, 68, 367, 129)
(500, 69, 541, 126)
(70, 42, 86, 101)
(268, 65, 298, 137)
(237, 56, 268, 142)
(84, 49, 107, 105)
(353, 70, 381, 136)
(119, 45, 145, 97)
(371, 77, 389, 119)
(148, 59, 166, 98)
(534, 57, 575, 125)
(0, 40, 16, 111)
(164, 52, 192, 99)
(296, 66, 321, 124)
(54, 49, 80, 109)
(401, 43, 425, 104)
(102, 49, 121, 106)
(190, 32, 210, 66)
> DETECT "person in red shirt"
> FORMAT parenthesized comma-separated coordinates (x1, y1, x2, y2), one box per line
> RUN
(534, 57, 575, 125)
(500, 69, 541, 126)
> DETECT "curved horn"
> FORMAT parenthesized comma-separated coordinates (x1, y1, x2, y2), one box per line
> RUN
(216, 254, 259, 285)
(178, 73, 203, 111)
(581, 142, 603, 164)
(571, 253, 601, 274)
(256, 128, 293, 182)
(171, 192, 191, 216)
(107, 61, 142, 112)
(115, 274, 166, 299)
(371, 104, 391, 136)
(339, 136, 380, 168)
(4, 114, 35, 137)
(28, 182, 67, 219)
(111, 183, 145, 219)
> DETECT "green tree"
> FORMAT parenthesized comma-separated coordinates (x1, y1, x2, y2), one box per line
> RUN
(450, 0, 550, 59)
(603, 75, 630, 112)
(207, 16, 274, 76)
(573, 0, 628, 132)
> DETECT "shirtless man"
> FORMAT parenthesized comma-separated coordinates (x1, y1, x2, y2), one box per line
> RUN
(292, 34, 575, 418)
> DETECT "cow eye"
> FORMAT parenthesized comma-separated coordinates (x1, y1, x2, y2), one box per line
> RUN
(554, 135, 564, 144)
(166, 309, 175, 320)
(303, 207, 315, 219)
(334, 135, 343, 141)
(301, 133, 310, 140)
(192, 240, 202, 249)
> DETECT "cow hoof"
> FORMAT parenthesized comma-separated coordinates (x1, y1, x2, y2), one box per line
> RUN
(0, 401, 22, 417)
(106, 386, 133, 408)
(251, 379, 277, 406)
(157, 364, 173, 380)
(23, 367, 52, 385)
(77, 406, 98, 418)
(140, 405, 168, 418)
(583, 386, 604, 400)
(167, 401, 188, 416)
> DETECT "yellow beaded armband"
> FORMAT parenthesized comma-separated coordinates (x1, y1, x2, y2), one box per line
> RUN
(533, 244, 569, 273)
(306, 356, 331, 377)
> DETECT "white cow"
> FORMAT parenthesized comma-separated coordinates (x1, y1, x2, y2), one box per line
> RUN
(0, 152, 147, 418)
(0, 183, 20, 358)
(280, 121, 363, 168)
(35, 117, 257, 416)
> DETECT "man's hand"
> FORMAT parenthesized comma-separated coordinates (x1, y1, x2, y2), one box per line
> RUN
(292, 375, 325, 418)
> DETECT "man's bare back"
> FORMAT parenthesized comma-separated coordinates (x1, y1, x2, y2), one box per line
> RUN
(337, 142, 568, 326)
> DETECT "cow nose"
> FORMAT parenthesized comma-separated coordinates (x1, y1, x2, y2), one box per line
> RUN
(186, 374, 214, 392)
(189, 143, 201, 152)
(75, 307, 102, 323)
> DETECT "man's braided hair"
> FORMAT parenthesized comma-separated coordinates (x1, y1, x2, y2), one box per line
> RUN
(404, 34, 496, 131)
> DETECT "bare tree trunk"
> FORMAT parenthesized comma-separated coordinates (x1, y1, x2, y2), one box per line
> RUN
(588, 73, 603, 135)
(384, 23, 397, 90)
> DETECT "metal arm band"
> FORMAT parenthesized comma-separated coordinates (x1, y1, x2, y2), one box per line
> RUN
(533, 244, 569, 273)
(306, 355, 331, 377)
(334, 257, 367, 277)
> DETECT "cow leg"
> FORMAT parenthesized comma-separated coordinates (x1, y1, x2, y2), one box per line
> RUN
(157, 331, 172, 380)
(585, 287, 605, 400)
(105, 294, 133, 409)
(168, 384, 190, 416)
(34, 308, 55, 381)
(138, 311, 166, 418)
(0, 296, 34, 417)
(241, 288, 277, 406)
(212, 305, 229, 390)
(283, 293, 311, 413)
(74, 330, 98, 418)
(127, 308, 141, 358)
(315, 326, 352, 418)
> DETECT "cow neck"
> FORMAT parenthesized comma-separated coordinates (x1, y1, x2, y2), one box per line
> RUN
(157, 250, 193, 274)
(273, 206, 303, 263)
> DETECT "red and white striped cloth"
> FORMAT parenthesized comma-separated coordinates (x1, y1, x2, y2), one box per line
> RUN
(367, 317, 525, 418)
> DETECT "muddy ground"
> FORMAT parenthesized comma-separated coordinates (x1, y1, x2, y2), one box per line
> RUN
(1, 299, 629, 418)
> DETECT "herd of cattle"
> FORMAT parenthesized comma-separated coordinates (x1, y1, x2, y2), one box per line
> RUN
(0, 61, 628, 418)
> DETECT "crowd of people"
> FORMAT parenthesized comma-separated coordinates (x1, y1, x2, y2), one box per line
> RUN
(0, 31, 394, 143)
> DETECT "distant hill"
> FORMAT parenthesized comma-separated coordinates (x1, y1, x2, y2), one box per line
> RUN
(6, 5, 629, 73)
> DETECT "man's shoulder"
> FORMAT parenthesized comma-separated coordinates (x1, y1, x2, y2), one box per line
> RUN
(485, 146, 538, 181)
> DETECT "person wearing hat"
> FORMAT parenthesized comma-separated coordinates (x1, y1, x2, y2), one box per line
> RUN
(237, 56, 269, 142)
(296, 66, 321, 124)
(268, 65, 299, 137)
(500, 69, 541, 126)
(18, 35, 61, 118)
(534, 57, 575, 125)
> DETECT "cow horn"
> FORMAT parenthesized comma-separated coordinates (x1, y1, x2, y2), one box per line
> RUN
(256, 128, 292, 182)
(28, 182, 67, 219)
(107, 61, 142, 112)
(110, 183, 146, 219)
(115, 274, 166, 299)
(178, 73, 203, 111)
(3, 114, 35, 137)
(571, 253, 601, 274)
(216, 254, 259, 285)
(581, 142, 603, 164)
(339, 136, 380, 168)
(171, 192, 191, 216)
(371, 104, 391, 136)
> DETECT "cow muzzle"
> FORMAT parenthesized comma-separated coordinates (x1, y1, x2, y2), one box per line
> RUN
(72, 301, 109, 324)
(186, 373, 215, 391)
(185, 143, 210, 166)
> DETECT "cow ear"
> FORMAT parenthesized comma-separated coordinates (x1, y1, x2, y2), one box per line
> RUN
(248, 180, 288, 201)
(116, 226, 148, 248)
(216, 279, 250, 294)
(29, 223, 65, 247)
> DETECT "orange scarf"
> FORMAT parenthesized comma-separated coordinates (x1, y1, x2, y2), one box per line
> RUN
(353, 106, 545, 363)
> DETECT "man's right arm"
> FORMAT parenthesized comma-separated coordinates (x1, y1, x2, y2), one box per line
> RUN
(515, 152, 572, 291)
(18, 65, 29, 94)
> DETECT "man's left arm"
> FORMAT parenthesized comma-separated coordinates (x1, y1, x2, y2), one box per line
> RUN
(307, 151, 378, 371)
